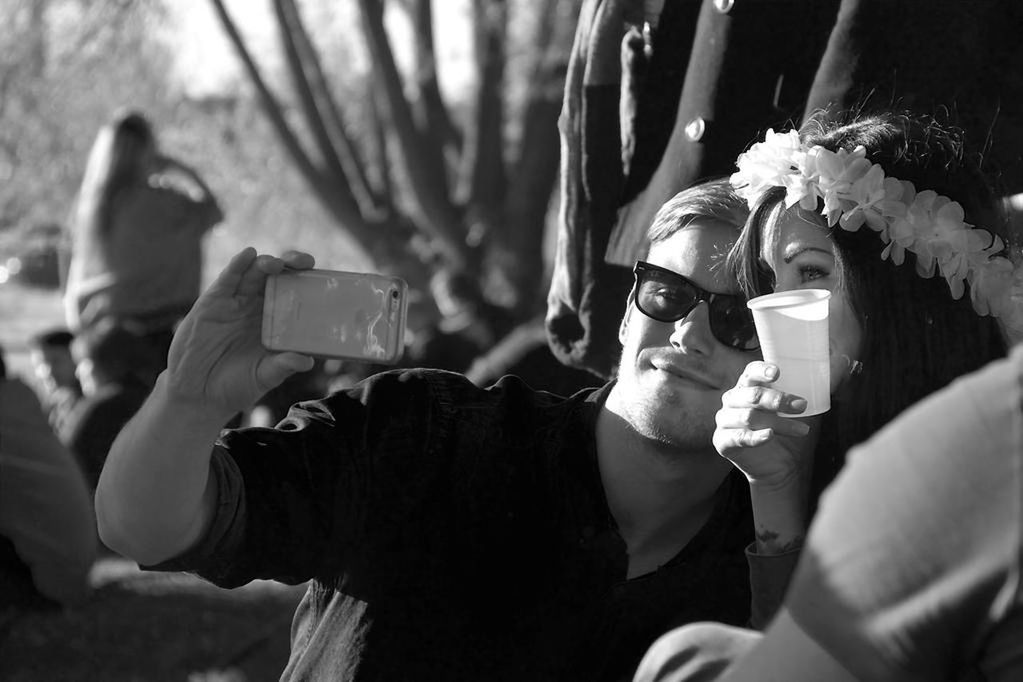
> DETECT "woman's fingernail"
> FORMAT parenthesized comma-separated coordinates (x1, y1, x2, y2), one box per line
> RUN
(793, 421, 811, 436)
(765, 365, 778, 379)
(788, 397, 807, 413)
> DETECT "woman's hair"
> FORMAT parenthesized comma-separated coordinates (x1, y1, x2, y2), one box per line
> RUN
(73, 111, 156, 237)
(728, 111, 1009, 498)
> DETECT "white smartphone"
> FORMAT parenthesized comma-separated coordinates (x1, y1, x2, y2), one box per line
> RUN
(262, 268, 408, 364)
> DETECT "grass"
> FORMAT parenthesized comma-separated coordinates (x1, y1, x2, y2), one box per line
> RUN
(1, 558, 306, 682)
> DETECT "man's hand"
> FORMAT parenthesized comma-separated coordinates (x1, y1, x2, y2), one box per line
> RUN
(165, 247, 315, 417)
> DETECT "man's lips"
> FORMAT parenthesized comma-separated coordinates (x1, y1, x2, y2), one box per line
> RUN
(649, 357, 719, 389)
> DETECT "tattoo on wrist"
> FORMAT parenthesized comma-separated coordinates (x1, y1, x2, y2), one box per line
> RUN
(756, 528, 804, 553)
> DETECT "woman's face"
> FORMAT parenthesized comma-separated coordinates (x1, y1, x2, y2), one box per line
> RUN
(760, 206, 864, 393)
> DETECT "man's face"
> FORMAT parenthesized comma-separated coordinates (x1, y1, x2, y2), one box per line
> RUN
(613, 220, 756, 450)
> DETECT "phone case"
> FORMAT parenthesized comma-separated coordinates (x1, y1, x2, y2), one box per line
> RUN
(262, 268, 408, 364)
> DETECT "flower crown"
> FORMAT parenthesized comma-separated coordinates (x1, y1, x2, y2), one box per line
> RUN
(729, 128, 1022, 334)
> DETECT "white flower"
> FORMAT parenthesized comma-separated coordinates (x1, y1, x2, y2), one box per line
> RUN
(731, 129, 812, 207)
(731, 129, 1012, 319)
(968, 254, 1014, 316)
(837, 164, 889, 231)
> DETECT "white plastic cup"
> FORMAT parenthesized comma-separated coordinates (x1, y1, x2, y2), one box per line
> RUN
(747, 289, 832, 417)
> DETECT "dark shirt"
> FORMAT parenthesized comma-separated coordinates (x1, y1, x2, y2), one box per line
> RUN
(153, 369, 754, 681)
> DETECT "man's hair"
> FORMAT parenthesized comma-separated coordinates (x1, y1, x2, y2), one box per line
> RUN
(647, 177, 749, 245)
(28, 328, 75, 350)
(728, 111, 1008, 499)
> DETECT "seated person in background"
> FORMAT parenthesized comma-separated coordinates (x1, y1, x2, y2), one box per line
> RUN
(404, 267, 516, 372)
(634, 343, 1023, 682)
(27, 327, 82, 434)
(58, 318, 161, 490)
(465, 315, 603, 394)
(0, 345, 96, 629)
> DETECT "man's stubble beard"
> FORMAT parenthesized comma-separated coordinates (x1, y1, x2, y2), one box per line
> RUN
(615, 362, 716, 452)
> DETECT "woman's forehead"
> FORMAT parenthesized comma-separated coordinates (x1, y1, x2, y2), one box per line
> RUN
(759, 205, 829, 267)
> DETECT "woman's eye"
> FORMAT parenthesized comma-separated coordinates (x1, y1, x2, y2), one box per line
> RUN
(798, 265, 828, 283)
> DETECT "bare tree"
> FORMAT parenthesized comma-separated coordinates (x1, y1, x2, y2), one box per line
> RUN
(209, 0, 579, 319)
(0, 0, 171, 233)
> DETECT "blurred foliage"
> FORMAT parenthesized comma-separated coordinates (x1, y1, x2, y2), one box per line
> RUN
(0, 0, 368, 288)
(210, 0, 579, 316)
(0, 0, 579, 331)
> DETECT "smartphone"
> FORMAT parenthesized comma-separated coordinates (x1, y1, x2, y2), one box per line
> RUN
(262, 268, 408, 364)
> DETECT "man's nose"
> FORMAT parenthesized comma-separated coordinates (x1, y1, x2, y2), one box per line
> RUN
(668, 301, 716, 355)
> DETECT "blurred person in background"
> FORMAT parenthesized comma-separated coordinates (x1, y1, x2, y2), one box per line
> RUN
(404, 267, 516, 373)
(62, 109, 224, 382)
(465, 314, 603, 395)
(0, 343, 96, 639)
(57, 318, 163, 491)
(26, 327, 82, 434)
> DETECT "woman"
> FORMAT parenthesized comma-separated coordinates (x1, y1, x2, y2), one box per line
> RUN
(63, 111, 223, 360)
(633, 109, 1018, 681)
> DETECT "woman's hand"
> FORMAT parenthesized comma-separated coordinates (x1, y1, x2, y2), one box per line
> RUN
(716, 361, 822, 556)
(714, 361, 816, 491)
(164, 247, 315, 417)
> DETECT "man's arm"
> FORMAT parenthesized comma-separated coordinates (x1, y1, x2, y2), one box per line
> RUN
(95, 248, 315, 565)
(94, 373, 228, 565)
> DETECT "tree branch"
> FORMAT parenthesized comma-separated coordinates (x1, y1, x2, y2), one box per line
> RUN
(367, 80, 395, 205)
(356, 0, 467, 269)
(278, 0, 385, 217)
(272, 0, 363, 218)
(409, 0, 461, 156)
(502, 0, 579, 310)
(209, 0, 396, 253)
(458, 0, 507, 214)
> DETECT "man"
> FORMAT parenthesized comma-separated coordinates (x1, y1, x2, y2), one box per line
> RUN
(96, 181, 775, 680)
(634, 345, 1023, 682)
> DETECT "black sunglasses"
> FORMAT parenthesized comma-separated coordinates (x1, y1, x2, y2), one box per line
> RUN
(632, 261, 760, 351)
